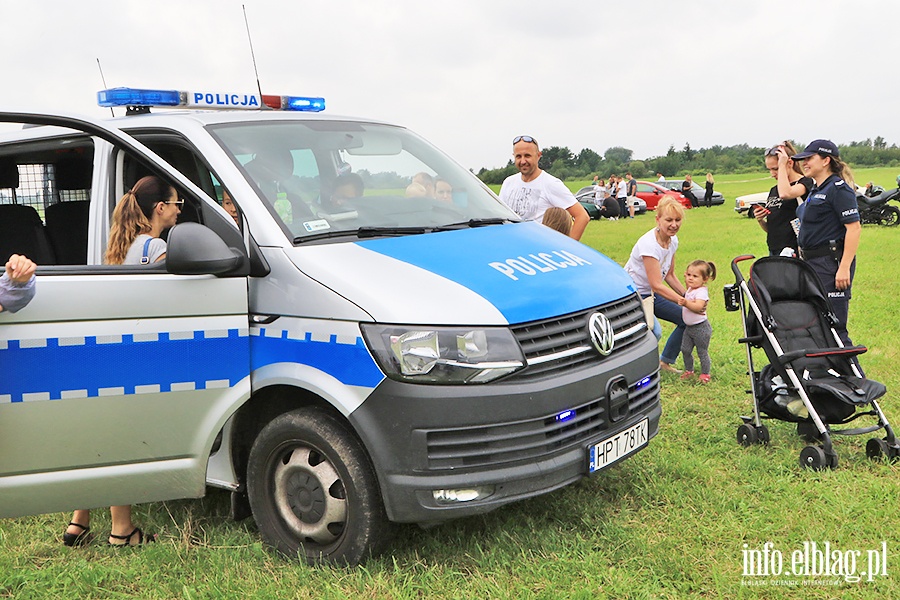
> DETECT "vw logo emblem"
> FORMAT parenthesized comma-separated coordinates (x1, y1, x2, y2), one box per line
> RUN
(588, 312, 615, 356)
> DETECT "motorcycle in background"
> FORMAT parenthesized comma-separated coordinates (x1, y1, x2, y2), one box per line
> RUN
(857, 178, 900, 226)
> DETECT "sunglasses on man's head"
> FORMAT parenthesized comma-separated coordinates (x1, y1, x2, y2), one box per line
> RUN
(513, 135, 538, 145)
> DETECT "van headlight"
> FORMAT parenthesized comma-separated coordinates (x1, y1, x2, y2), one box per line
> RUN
(360, 325, 525, 384)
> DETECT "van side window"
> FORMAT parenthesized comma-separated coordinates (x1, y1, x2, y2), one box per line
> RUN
(124, 135, 230, 229)
(0, 142, 93, 266)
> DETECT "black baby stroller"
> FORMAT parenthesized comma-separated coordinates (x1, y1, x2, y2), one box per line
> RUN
(724, 255, 899, 469)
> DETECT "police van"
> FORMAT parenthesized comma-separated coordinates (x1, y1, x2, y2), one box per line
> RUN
(0, 88, 661, 565)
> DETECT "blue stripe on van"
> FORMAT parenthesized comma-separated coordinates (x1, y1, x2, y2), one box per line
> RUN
(249, 329, 384, 389)
(1, 328, 384, 404)
(356, 222, 637, 324)
(0, 330, 250, 403)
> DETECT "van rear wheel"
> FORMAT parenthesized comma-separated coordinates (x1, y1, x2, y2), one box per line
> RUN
(246, 407, 389, 565)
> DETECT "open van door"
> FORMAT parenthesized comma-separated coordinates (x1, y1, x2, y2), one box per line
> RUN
(0, 111, 251, 517)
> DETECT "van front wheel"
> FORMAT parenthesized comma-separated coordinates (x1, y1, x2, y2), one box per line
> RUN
(246, 407, 389, 565)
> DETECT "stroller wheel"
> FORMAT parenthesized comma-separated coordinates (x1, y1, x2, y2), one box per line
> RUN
(799, 445, 833, 470)
(736, 423, 758, 447)
(757, 425, 770, 445)
(866, 438, 891, 461)
(796, 421, 822, 443)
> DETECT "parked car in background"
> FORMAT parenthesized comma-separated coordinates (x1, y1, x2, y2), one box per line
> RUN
(735, 191, 768, 217)
(635, 181, 693, 210)
(657, 179, 724, 206)
(736, 182, 867, 218)
(574, 186, 647, 217)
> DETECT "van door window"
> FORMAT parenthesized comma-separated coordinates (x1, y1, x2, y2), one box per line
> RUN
(0, 141, 93, 266)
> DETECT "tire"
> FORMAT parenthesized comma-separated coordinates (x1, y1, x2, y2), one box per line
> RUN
(736, 423, 758, 447)
(799, 445, 829, 470)
(246, 407, 390, 565)
(866, 438, 890, 460)
(757, 425, 770, 445)
(879, 205, 900, 227)
(746, 208, 756, 219)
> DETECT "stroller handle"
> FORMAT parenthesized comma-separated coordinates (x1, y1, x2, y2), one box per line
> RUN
(731, 255, 755, 282)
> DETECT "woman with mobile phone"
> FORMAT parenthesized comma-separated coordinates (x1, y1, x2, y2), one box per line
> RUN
(754, 141, 813, 256)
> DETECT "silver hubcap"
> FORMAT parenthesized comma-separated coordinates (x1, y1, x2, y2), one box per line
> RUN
(273, 446, 348, 544)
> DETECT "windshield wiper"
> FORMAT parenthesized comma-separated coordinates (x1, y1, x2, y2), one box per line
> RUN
(293, 230, 361, 244)
(356, 226, 428, 238)
(294, 220, 510, 243)
(434, 218, 512, 231)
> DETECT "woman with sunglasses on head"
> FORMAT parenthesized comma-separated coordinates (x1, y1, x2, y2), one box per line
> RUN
(754, 141, 813, 256)
(105, 175, 182, 265)
(791, 140, 860, 346)
(63, 175, 179, 548)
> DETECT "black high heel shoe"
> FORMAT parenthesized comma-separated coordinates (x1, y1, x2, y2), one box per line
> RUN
(108, 527, 157, 547)
(62, 522, 93, 547)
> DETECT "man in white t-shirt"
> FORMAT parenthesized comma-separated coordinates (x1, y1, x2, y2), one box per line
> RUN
(498, 135, 589, 240)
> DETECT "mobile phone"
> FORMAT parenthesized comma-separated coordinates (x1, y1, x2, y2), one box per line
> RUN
(756, 206, 771, 215)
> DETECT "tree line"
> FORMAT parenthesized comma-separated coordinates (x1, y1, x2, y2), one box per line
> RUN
(476, 138, 900, 185)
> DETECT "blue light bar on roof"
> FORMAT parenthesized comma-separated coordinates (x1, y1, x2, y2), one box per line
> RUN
(282, 96, 326, 112)
(98, 87, 181, 107)
(97, 87, 325, 112)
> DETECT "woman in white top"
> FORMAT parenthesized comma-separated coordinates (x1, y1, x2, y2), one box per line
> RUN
(624, 197, 688, 373)
(105, 175, 182, 265)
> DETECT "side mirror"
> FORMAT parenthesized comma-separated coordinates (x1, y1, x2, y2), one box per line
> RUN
(165, 222, 247, 275)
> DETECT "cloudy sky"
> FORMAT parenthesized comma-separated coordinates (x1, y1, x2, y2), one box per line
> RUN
(1, 0, 897, 171)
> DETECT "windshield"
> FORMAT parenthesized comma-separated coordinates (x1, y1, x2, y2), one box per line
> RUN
(209, 120, 516, 241)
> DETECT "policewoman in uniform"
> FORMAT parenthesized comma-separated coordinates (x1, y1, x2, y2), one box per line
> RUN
(792, 139, 860, 345)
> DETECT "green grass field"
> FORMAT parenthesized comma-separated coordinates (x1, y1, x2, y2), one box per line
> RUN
(2, 169, 899, 599)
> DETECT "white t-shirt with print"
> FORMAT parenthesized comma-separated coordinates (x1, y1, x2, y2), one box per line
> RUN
(498, 171, 577, 223)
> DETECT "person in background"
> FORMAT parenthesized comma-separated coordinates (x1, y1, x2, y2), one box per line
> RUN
(541, 206, 573, 235)
(657, 172, 666, 182)
(624, 197, 688, 373)
(0, 254, 36, 313)
(327, 173, 364, 211)
(681, 174, 698, 207)
(754, 142, 812, 257)
(679, 259, 716, 383)
(791, 139, 860, 347)
(405, 182, 428, 198)
(592, 178, 609, 207)
(498, 135, 589, 240)
(615, 173, 628, 217)
(412, 172, 436, 198)
(600, 190, 621, 221)
(435, 178, 454, 203)
(626, 172, 638, 218)
(703, 173, 715, 208)
(221, 189, 240, 224)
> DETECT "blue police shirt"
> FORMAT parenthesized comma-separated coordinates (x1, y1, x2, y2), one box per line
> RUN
(796, 174, 859, 248)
